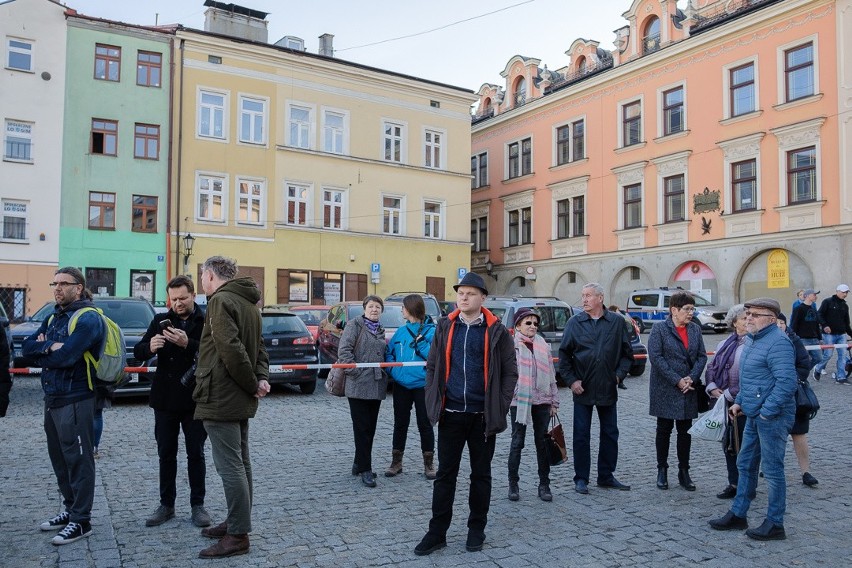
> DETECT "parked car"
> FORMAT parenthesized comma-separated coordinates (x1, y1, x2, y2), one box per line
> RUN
(316, 300, 406, 377)
(10, 301, 54, 367)
(438, 300, 457, 316)
(1, 301, 11, 365)
(626, 287, 728, 333)
(288, 305, 331, 342)
(384, 292, 441, 323)
(97, 297, 158, 397)
(262, 308, 318, 394)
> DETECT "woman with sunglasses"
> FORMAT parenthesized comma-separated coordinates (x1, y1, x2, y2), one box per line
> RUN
(507, 308, 559, 502)
(648, 291, 708, 491)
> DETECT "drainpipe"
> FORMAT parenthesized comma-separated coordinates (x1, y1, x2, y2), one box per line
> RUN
(174, 37, 186, 277)
(166, 36, 176, 283)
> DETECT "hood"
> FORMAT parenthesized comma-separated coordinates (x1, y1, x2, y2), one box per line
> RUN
(215, 277, 261, 305)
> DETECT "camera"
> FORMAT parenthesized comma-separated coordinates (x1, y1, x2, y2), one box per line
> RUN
(180, 361, 198, 389)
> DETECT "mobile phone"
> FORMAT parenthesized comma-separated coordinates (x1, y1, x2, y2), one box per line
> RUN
(159, 320, 174, 331)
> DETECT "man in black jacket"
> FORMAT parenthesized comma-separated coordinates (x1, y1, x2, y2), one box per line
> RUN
(814, 284, 851, 383)
(134, 276, 210, 528)
(790, 289, 822, 369)
(559, 283, 633, 494)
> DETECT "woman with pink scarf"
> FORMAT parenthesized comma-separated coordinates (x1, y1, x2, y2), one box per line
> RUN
(507, 308, 559, 502)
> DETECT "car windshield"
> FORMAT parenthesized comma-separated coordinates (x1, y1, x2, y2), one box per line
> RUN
(345, 304, 406, 328)
(95, 300, 155, 328)
(30, 302, 55, 322)
(262, 314, 307, 334)
(293, 309, 326, 326)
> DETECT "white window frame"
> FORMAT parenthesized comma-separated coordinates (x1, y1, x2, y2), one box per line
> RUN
(285, 101, 316, 149)
(770, 118, 825, 206)
(651, 151, 690, 224)
(656, 81, 687, 138)
(321, 186, 347, 230)
(4, 119, 33, 163)
(422, 199, 445, 239)
(718, 133, 764, 214)
(382, 119, 407, 164)
(552, 115, 586, 166)
(6, 37, 33, 72)
(617, 95, 644, 148)
(549, 177, 588, 240)
(195, 172, 228, 223)
(235, 177, 266, 227)
(776, 35, 819, 106)
(1, 199, 29, 242)
(381, 193, 405, 236)
(237, 94, 268, 146)
(423, 127, 447, 170)
(504, 206, 533, 247)
(320, 106, 349, 155)
(197, 88, 229, 142)
(722, 56, 759, 120)
(505, 135, 533, 180)
(283, 181, 313, 227)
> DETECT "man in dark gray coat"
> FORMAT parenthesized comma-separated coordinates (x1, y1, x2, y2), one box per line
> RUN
(558, 283, 633, 494)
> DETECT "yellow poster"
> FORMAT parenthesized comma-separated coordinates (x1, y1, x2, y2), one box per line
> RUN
(767, 249, 789, 289)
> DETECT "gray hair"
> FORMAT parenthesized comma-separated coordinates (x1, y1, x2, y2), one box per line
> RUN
(724, 304, 746, 328)
(582, 282, 605, 297)
(202, 256, 238, 281)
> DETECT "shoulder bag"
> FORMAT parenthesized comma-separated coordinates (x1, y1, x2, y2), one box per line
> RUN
(544, 413, 568, 466)
(795, 378, 819, 419)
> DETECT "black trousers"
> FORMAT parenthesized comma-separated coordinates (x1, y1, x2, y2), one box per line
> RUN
(391, 384, 434, 453)
(428, 412, 496, 537)
(348, 398, 381, 474)
(508, 405, 551, 485)
(154, 409, 208, 507)
(655, 417, 692, 470)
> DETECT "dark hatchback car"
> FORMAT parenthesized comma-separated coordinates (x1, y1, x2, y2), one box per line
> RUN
(10, 301, 54, 367)
(262, 309, 319, 394)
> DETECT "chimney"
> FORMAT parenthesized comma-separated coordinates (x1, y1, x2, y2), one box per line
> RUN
(318, 33, 334, 57)
(203, 1, 269, 43)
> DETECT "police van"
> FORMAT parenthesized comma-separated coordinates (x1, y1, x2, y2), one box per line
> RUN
(626, 288, 728, 333)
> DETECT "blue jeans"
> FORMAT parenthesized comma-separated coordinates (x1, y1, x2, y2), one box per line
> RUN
(815, 334, 849, 380)
(573, 402, 619, 484)
(798, 338, 822, 370)
(731, 412, 794, 525)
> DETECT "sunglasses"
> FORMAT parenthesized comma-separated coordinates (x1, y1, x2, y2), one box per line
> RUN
(522, 321, 538, 327)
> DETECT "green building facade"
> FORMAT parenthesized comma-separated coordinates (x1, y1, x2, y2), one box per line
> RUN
(60, 16, 172, 303)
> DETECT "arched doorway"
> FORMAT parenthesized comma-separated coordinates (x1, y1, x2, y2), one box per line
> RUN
(505, 276, 527, 296)
(611, 265, 654, 310)
(671, 260, 718, 304)
(737, 249, 813, 309)
(553, 270, 586, 306)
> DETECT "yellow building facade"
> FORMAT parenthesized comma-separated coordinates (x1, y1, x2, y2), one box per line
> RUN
(171, 6, 475, 305)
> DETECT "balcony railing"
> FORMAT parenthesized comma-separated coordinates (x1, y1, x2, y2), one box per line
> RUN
(691, 0, 781, 35)
(546, 52, 614, 94)
(643, 33, 661, 54)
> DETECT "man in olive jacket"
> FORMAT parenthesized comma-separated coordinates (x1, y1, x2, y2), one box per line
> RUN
(193, 257, 269, 559)
(559, 283, 633, 495)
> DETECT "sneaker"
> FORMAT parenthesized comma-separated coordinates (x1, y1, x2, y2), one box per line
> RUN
(802, 472, 818, 486)
(813, 369, 821, 381)
(191, 505, 212, 527)
(40, 511, 70, 532)
(836, 378, 849, 385)
(51, 521, 92, 545)
(145, 505, 175, 527)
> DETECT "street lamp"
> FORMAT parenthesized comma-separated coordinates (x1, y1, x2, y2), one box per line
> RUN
(485, 259, 498, 281)
(182, 233, 195, 270)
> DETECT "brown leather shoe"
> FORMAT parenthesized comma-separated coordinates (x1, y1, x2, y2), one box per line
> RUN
(200, 521, 227, 539)
(198, 534, 249, 558)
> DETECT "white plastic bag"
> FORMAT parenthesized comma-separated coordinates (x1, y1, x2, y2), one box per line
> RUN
(688, 395, 727, 442)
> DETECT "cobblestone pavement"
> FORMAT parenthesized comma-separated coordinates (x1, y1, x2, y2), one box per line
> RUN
(3, 336, 851, 568)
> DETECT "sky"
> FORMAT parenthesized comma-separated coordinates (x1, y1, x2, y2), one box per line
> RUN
(63, 0, 677, 92)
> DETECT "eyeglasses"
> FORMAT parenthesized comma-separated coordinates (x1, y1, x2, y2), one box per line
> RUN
(745, 311, 774, 319)
(679, 306, 696, 312)
(49, 281, 80, 288)
(522, 321, 538, 327)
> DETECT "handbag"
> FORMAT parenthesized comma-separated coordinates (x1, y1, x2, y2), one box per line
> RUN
(694, 377, 710, 413)
(688, 395, 727, 442)
(723, 402, 741, 457)
(324, 326, 365, 397)
(544, 413, 568, 466)
(795, 379, 820, 419)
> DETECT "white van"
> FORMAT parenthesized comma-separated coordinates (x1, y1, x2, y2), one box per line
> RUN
(626, 288, 728, 333)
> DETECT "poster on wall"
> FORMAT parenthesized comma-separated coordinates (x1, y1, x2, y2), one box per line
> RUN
(130, 270, 155, 303)
(289, 271, 309, 302)
(324, 281, 341, 304)
(767, 249, 789, 289)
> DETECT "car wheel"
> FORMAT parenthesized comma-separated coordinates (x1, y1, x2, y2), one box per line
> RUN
(629, 364, 645, 377)
(637, 319, 646, 333)
(300, 378, 317, 394)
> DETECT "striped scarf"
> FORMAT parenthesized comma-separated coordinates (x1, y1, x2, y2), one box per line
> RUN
(514, 333, 553, 425)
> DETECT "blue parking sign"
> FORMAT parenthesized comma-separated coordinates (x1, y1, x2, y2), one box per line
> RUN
(457, 268, 467, 280)
(371, 263, 380, 273)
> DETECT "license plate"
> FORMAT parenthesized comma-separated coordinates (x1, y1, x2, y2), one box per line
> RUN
(129, 373, 139, 383)
(280, 368, 293, 374)
(14, 348, 21, 358)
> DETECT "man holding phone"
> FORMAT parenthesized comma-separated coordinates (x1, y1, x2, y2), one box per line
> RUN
(134, 275, 210, 528)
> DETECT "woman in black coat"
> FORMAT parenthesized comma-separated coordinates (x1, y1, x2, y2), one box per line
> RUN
(648, 291, 708, 491)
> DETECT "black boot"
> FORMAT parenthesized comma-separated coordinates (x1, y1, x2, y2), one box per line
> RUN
(656, 467, 668, 490)
(678, 468, 696, 491)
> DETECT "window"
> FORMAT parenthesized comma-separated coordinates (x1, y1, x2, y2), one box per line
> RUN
(623, 184, 642, 229)
(471, 216, 488, 252)
(131, 195, 157, 232)
(663, 175, 685, 222)
(88, 192, 116, 229)
(2, 200, 27, 240)
(424, 129, 442, 169)
(94, 44, 120, 81)
(630, 267, 641, 280)
(136, 51, 161, 87)
(556, 197, 585, 238)
(198, 90, 226, 139)
(383, 121, 404, 163)
(643, 16, 660, 54)
(471, 152, 488, 189)
(785, 42, 814, 102)
(197, 175, 225, 222)
(731, 159, 756, 212)
(4, 119, 32, 162)
(133, 124, 159, 159)
(514, 77, 526, 106)
(382, 196, 402, 235)
(508, 137, 532, 179)
(239, 96, 266, 145)
(787, 147, 816, 204)
(6, 38, 33, 71)
(662, 87, 684, 136)
(622, 101, 642, 146)
(91, 119, 117, 156)
(508, 207, 531, 246)
(322, 109, 346, 154)
(423, 201, 442, 239)
(323, 189, 344, 229)
(237, 179, 264, 224)
(286, 183, 309, 226)
(556, 119, 584, 165)
(730, 63, 755, 116)
(288, 104, 312, 149)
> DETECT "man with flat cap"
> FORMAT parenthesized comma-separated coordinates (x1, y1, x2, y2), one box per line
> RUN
(415, 272, 517, 556)
(709, 297, 797, 541)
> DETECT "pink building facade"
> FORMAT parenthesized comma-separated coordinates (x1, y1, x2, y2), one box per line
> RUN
(470, 0, 851, 310)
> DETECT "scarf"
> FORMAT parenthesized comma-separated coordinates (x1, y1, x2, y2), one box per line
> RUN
(706, 332, 745, 390)
(514, 333, 553, 425)
(362, 316, 381, 336)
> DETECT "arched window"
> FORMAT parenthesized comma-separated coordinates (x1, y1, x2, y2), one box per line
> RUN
(576, 55, 587, 74)
(514, 77, 526, 106)
(643, 16, 660, 54)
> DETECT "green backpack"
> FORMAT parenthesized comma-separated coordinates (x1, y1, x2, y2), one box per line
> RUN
(49, 307, 128, 390)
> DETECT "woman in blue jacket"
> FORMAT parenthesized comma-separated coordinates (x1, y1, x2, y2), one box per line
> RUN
(385, 295, 436, 479)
